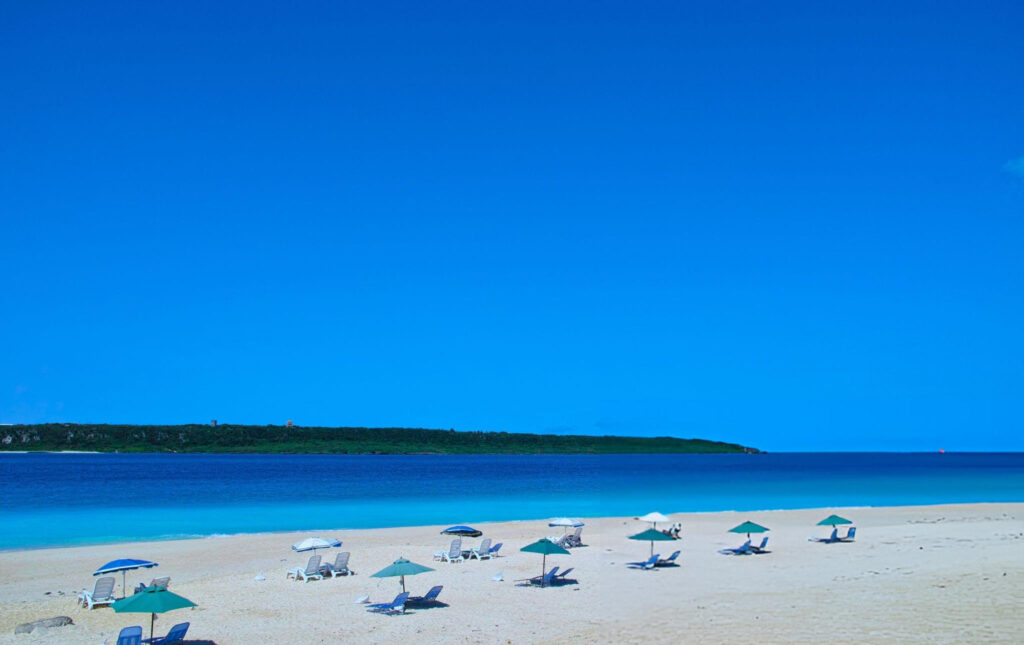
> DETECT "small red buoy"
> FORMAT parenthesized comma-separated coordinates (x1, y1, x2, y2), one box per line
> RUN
(939, 449, 945, 454)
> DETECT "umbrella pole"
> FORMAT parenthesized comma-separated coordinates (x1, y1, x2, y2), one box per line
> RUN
(150, 613, 154, 643)
(122, 571, 127, 599)
(541, 554, 546, 588)
(401, 575, 406, 593)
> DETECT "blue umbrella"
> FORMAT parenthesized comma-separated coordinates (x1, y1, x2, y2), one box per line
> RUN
(94, 559, 158, 598)
(440, 526, 482, 538)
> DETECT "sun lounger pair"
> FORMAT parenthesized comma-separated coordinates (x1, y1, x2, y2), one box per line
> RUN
(810, 527, 856, 543)
(517, 566, 574, 586)
(79, 576, 116, 609)
(142, 622, 189, 645)
(134, 576, 170, 594)
(718, 537, 769, 555)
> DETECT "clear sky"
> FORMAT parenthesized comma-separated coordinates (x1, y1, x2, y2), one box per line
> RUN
(2, 1, 1022, 451)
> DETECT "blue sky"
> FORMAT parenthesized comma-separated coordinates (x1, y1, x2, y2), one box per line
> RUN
(2, 1, 1022, 451)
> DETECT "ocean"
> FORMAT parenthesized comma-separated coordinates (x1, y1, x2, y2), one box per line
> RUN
(2, 452, 1022, 550)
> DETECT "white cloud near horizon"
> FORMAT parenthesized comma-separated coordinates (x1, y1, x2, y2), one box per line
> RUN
(1004, 155, 1024, 178)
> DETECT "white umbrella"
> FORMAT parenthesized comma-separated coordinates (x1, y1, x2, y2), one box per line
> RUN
(291, 537, 342, 553)
(548, 518, 584, 534)
(639, 512, 671, 528)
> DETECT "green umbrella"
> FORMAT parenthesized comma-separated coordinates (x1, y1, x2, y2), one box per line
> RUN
(729, 521, 770, 539)
(112, 586, 196, 643)
(817, 514, 853, 526)
(628, 528, 676, 557)
(370, 557, 435, 593)
(520, 539, 570, 587)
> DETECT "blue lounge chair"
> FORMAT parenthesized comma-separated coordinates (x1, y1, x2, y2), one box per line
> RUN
(552, 567, 575, 583)
(749, 537, 770, 554)
(810, 528, 841, 544)
(488, 542, 503, 557)
(143, 622, 189, 645)
(367, 591, 410, 615)
(117, 626, 143, 645)
(718, 540, 751, 555)
(840, 527, 856, 542)
(655, 551, 681, 566)
(406, 585, 443, 606)
(627, 554, 659, 569)
(517, 566, 559, 586)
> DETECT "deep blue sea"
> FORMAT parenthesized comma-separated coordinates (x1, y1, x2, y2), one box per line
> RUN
(2, 452, 1022, 550)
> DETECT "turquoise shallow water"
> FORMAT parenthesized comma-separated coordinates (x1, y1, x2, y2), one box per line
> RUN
(2, 452, 1022, 549)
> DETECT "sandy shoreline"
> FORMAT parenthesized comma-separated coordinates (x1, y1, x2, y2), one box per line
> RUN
(1, 503, 1021, 644)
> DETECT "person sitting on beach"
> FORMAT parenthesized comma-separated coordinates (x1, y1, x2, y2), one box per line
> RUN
(661, 522, 682, 539)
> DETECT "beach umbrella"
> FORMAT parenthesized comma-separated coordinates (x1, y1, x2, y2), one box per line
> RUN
(291, 537, 341, 553)
(817, 514, 853, 527)
(440, 525, 482, 537)
(520, 539, 571, 587)
(629, 528, 676, 557)
(728, 521, 770, 539)
(112, 585, 196, 643)
(548, 518, 583, 534)
(638, 512, 671, 529)
(370, 557, 434, 593)
(94, 559, 158, 599)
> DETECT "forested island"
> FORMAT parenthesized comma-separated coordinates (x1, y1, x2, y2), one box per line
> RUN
(0, 423, 756, 454)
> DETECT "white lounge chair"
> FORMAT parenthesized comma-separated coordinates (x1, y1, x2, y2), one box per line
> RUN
(286, 555, 323, 582)
(322, 551, 352, 577)
(441, 539, 465, 563)
(433, 537, 459, 561)
(469, 538, 492, 560)
(79, 576, 116, 609)
(566, 526, 583, 548)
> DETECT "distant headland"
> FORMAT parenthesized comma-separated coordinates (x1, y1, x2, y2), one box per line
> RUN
(0, 423, 757, 455)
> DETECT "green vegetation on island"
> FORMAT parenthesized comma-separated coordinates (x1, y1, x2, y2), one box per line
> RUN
(0, 423, 756, 455)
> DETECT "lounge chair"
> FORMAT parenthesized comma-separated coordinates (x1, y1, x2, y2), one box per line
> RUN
(143, 622, 189, 645)
(552, 567, 575, 583)
(749, 537, 770, 554)
(367, 591, 410, 614)
(438, 539, 464, 563)
(116, 626, 143, 645)
(79, 576, 117, 609)
(839, 527, 856, 542)
(488, 542, 503, 557)
(627, 554, 659, 570)
(810, 528, 839, 543)
(469, 538, 492, 560)
(567, 526, 584, 547)
(322, 552, 353, 577)
(406, 585, 443, 606)
(547, 534, 571, 549)
(517, 566, 558, 586)
(286, 555, 323, 582)
(718, 540, 751, 555)
(655, 551, 681, 566)
(134, 576, 170, 594)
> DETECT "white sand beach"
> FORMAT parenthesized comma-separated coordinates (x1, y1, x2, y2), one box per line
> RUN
(0, 503, 1021, 644)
